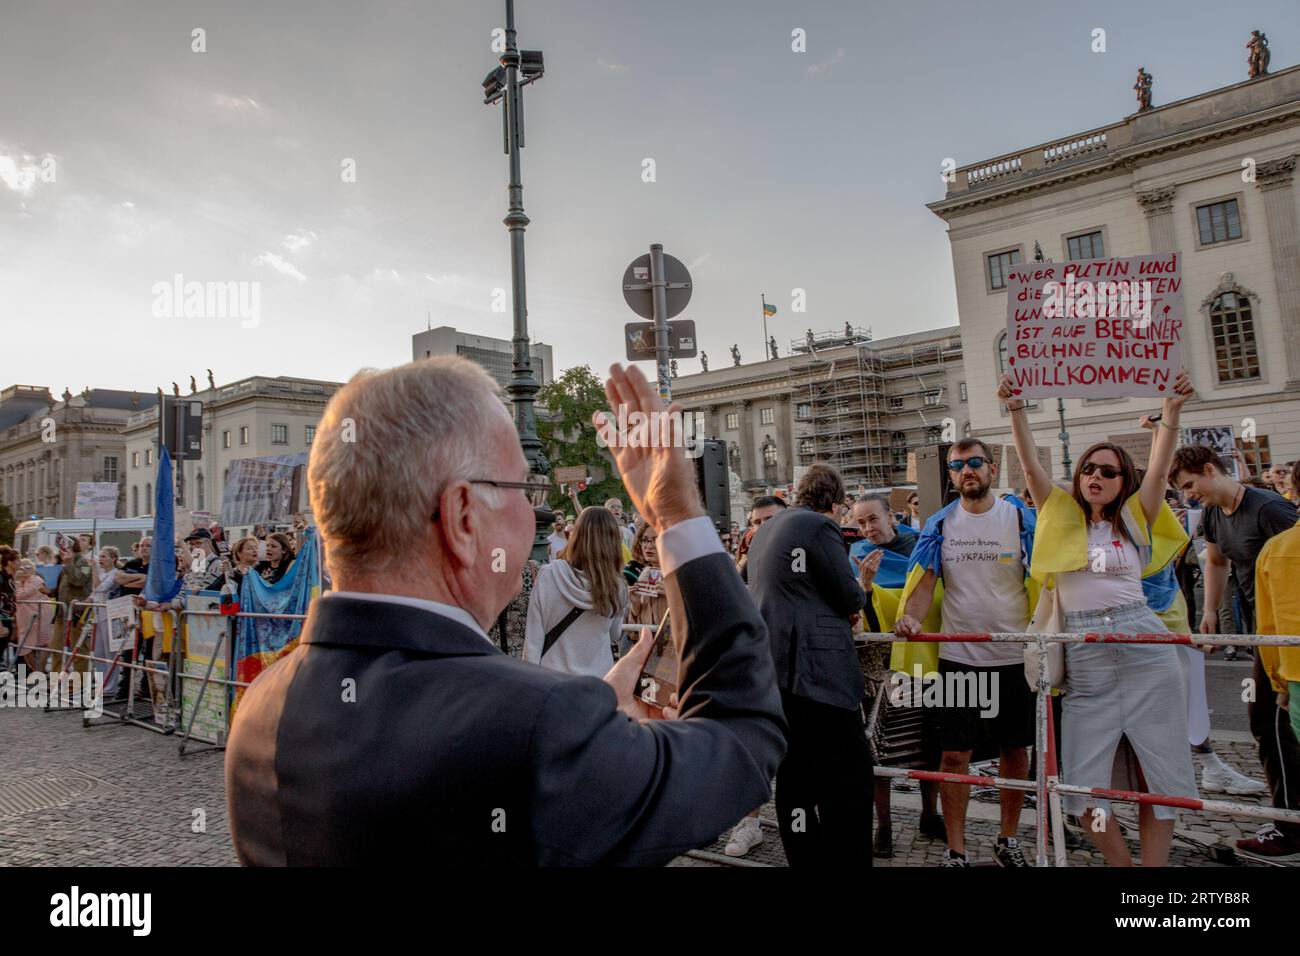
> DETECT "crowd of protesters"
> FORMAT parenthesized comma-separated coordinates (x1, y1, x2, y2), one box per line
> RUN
(7, 358, 1300, 869)
(1, 521, 306, 708)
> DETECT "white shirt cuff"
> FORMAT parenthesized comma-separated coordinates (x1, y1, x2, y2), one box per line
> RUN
(658, 515, 724, 576)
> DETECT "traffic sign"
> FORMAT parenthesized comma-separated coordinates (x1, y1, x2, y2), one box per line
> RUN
(622, 253, 692, 320)
(624, 320, 698, 362)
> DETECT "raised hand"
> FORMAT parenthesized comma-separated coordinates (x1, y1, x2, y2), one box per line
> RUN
(594, 364, 704, 533)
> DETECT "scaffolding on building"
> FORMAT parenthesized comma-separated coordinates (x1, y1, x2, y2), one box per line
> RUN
(791, 328, 962, 487)
(790, 332, 890, 488)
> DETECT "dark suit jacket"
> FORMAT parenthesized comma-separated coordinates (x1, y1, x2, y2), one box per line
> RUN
(746, 506, 867, 711)
(225, 551, 786, 866)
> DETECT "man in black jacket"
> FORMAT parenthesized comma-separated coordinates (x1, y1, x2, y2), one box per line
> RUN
(747, 462, 872, 866)
(225, 357, 786, 866)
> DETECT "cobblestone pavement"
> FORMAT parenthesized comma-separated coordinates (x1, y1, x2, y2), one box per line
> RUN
(0, 706, 237, 866)
(0, 705, 1286, 868)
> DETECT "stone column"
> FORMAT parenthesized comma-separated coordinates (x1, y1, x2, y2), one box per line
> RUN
(737, 400, 756, 483)
(775, 394, 794, 482)
(1136, 185, 1177, 253)
(1254, 156, 1300, 388)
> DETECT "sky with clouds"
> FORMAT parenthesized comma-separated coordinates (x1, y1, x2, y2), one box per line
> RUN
(1, 0, 1293, 393)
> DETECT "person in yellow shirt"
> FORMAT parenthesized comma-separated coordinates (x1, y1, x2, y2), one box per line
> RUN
(1247, 479, 1300, 862)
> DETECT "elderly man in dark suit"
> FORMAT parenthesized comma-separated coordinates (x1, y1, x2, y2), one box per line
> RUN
(746, 462, 873, 866)
(225, 358, 785, 866)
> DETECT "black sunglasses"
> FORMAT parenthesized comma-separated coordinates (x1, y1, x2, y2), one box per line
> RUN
(1081, 462, 1123, 480)
(946, 457, 988, 472)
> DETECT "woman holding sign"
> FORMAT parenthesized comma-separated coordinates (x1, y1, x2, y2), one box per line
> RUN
(999, 369, 1198, 867)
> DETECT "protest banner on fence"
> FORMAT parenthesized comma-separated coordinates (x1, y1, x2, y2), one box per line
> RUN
(73, 482, 119, 519)
(220, 454, 306, 526)
(1005, 252, 1184, 399)
(181, 593, 229, 745)
(1182, 424, 1241, 479)
(104, 595, 136, 653)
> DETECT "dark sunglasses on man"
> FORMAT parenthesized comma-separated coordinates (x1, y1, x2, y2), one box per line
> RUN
(946, 456, 988, 472)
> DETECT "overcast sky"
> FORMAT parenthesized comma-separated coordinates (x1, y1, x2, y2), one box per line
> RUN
(1, 0, 1292, 393)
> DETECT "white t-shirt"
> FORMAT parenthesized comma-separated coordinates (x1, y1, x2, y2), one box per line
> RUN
(938, 497, 1030, 665)
(1054, 519, 1146, 614)
(547, 533, 567, 560)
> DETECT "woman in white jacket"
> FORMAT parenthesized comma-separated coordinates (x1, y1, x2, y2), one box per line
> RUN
(524, 505, 628, 677)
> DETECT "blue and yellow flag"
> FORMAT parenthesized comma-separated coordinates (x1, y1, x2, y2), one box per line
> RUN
(762, 302, 777, 317)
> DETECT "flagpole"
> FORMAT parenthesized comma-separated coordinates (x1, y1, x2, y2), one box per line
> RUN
(761, 294, 769, 360)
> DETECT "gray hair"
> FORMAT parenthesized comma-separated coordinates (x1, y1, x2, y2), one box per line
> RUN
(308, 356, 507, 574)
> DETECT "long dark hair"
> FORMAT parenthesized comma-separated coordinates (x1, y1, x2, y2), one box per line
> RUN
(1072, 441, 1140, 544)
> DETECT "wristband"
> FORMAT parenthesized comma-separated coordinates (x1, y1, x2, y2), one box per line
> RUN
(1158, 418, 1178, 431)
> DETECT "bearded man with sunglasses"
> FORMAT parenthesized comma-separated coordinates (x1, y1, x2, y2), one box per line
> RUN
(893, 437, 1037, 867)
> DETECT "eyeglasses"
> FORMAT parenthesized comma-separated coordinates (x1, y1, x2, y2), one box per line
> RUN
(946, 457, 988, 472)
(1081, 462, 1122, 480)
(430, 476, 554, 521)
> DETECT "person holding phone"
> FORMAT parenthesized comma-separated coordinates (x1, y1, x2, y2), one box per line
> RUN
(626, 521, 668, 632)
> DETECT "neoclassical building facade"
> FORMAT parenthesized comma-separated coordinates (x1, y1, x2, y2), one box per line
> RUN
(929, 61, 1300, 480)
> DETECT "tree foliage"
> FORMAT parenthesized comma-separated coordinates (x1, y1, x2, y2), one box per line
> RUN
(0, 503, 16, 547)
(536, 365, 626, 514)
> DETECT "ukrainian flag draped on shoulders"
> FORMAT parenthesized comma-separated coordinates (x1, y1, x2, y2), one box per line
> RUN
(886, 496, 1039, 675)
(1030, 484, 1191, 632)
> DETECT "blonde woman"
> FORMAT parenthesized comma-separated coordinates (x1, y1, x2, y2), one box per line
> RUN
(524, 506, 628, 677)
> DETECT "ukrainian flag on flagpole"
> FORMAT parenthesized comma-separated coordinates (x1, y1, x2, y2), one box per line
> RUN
(763, 302, 777, 318)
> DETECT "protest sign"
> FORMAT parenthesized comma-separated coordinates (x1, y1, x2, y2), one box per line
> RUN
(1005, 253, 1184, 399)
(73, 482, 119, 519)
(1108, 432, 1154, 469)
(1181, 425, 1241, 479)
(1002, 445, 1053, 491)
(104, 595, 136, 653)
(889, 487, 914, 514)
(181, 593, 230, 745)
(906, 452, 917, 483)
(220, 454, 306, 526)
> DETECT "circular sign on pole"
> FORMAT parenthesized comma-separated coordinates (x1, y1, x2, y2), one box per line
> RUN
(622, 253, 692, 320)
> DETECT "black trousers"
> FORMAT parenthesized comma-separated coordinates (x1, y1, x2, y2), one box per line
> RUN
(1247, 655, 1300, 839)
(775, 689, 874, 867)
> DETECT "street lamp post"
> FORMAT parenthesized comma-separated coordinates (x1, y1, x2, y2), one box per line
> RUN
(484, 0, 551, 562)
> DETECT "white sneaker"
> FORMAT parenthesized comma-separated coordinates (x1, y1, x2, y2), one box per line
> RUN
(1201, 762, 1268, 795)
(724, 817, 764, 857)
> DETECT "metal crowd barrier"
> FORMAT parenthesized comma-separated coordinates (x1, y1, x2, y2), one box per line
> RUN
(867, 630, 1300, 867)
(175, 609, 306, 756)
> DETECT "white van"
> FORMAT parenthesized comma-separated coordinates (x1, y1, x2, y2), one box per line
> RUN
(13, 518, 155, 560)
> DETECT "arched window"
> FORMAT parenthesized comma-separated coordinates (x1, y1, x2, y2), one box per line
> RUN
(132, 486, 139, 516)
(996, 331, 1008, 375)
(799, 439, 814, 456)
(728, 444, 741, 471)
(196, 472, 205, 511)
(763, 442, 778, 467)
(1208, 287, 1260, 382)
(146, 483, 152, 510)
(926, 426, 942, 444)
(891, 430, 906, 447)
